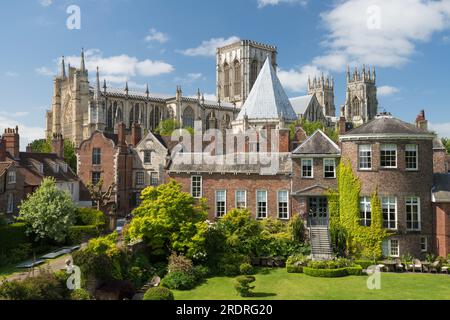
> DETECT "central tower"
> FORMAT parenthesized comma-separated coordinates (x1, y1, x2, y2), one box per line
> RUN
(216, 40, 277, 107)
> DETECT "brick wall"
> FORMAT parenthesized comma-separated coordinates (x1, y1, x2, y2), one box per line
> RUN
(433, 150, 447, 173)
(434, 203, 450, 257)
(169, 173, 292, 221)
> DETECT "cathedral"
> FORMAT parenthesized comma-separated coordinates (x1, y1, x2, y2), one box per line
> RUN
(45, 40, 379, 146)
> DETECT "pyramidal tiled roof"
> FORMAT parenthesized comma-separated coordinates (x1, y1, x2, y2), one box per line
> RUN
(293, 129, 341, 155)
(236, 57, 297, 121)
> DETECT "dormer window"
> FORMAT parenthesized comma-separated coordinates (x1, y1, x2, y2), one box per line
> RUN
(61, 163, 68, 173)
(7, 171, 16, 184)
(52, 164, 59, 173)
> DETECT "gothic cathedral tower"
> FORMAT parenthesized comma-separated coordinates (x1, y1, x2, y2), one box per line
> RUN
(344, 65, 378, 126)
(307, 74, 336, 117)
(216, 40, 277, 107)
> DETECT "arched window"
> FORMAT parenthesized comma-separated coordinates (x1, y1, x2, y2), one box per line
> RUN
(135, 103, 140, 123)
(129, 105, 134, 128)
(222, 114, 231, 129)
(150, 105, 162, 130)
(224, 63, 231, 98)
(250, 60, 258, 90)
(352, 97, 360, 117)
(182, 106, 195, 129)
(112, 101, 118, 127)
(206, 112, 216, 130)
(234, 60, 241, 96)
(116, 107, 123, 123)
(107, 104, 113, 130)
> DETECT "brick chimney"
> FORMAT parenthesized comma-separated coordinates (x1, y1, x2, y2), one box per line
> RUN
(116, 122, 126, 146)
(131, 122, 142, 146)
(26, 144, 33, 153)
(0, 138, 6, 161)
(339, 116, 347, 135)
(416, 110, 428, 131)
(3, 126, 20, 159)
(51, 133, 64, 158)
(278, 128, 290, 153)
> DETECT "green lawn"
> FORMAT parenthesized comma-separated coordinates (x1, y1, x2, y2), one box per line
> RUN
(173, 268, 450, 300)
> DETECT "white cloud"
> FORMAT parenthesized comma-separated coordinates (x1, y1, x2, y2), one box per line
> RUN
(144, 28, 169, 43)
(35, 66, 55, 76)
(0, 115, 44, 150)
(314, 0, 450, 71)
(430, 122, 450, 138)
(5, 71, 19, 77)
(378, 85, 400, 97)
(38, 0, 52, 7)
(188, 93, 217, 102)
(278, 65, 322, 93)
(257, 0, 307, 8)
(175, 73, 204, 84)
(0, 111, 29, 117)
(55, 49, 174, 84)
(179, 36, 240, 57)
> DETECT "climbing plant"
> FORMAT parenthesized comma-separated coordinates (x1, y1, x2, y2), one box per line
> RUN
(327, 160, 390, 259)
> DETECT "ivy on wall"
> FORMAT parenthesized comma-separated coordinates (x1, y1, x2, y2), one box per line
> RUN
(328, 159, 390, 260)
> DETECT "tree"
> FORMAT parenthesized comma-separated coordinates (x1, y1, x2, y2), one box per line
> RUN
(86, 179, 116, 211)
(289, 119, 338, 142)
(155, 119, 194, 136)
(126, 180, 208, 259)
(19, 177, 76, 243)
(442, 137, 450, 154)
(29, 138, 78, 173)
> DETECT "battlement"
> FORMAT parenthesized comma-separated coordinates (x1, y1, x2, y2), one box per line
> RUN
(347, 65, 376, 84)
(308, 74, 334, 91)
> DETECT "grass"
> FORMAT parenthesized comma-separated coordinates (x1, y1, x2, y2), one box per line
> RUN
(0, 265, 20, 278)
(173, 268, 450, 300)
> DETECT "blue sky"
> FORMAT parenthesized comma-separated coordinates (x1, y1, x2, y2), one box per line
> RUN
(1, 0, 450, 146)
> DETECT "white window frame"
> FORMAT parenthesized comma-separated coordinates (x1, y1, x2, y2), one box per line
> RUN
(405, 144, 419, 171)
(277, 190, 289, 220)
(358, 145, 372, 170)
(135, 171, 145, 186)
(380, 144, 398, 169)
(191, 176, 202, 199)
(301, 158, 314, 178)
(382, 196, 397, 230)
(406, 196, 421, 231)
(323, 158, 336, 179)
(215, 190, 227, 218)
(7, 171, 16, 184)
(150, 172, 159, 186)
(256, 190, 268, 219)
(6, 193, 14, 214)
(420, 237, 428, 253)
(383, 239, 400, 258)
(143, 150, 152, 164)
(359, 196, 372, 227)
(235, 190, 247, 209)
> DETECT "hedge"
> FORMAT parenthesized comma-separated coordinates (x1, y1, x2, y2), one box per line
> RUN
(67, 225, 101, 245)
(0, 223, 28, 252)
(303, 267, 349, 278)
(75, 208, 106, 227)
(303, 265, 364, 278)
(286, 265, 303, 273)
(354, 260, 375, 269)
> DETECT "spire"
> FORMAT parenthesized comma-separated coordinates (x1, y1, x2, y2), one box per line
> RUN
(61, 56, 66, 78)
(96, 67, 101, 90)
(103, 79, 107, 94)
(346, 65, 351, 82)
(145, 84, 149, 97)
(372, 66, 376, 82)
(80, 48, 86, 73)
(197, 88, 201, 102)
(125, 81, 129, 95)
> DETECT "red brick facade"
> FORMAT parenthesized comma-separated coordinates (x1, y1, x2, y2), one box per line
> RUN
(434, 203, 450, 257)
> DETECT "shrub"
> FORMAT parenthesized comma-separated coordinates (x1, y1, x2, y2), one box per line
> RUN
(0, 223, 28, 253)
(143, 287, 174, 300)
(234, 275, 256, 297)
(354, 260, 376, 269)
(168, 252, 194, 275)
(152, 262, 168, 278)
(193, 265, 210, 282)
(161, 271, 196, 290)
(74, 208, 106, 227)
(217, 253, 250, 277)
(67, 225, 101, 244)
(286, 254, 310, 273)
(0, 270, 67, 300)
(70, 289, 91, 300)
(307, 258, 353, 270)
(346, 266, 363, 276)
(303, 267, 349, 278)
(239, 263, 254, 275)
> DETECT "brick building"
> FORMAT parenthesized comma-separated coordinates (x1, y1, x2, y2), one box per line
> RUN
(77, 122, 170, 216)
(0, 127, 80, 218)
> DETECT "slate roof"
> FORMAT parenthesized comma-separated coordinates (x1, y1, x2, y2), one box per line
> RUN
(293, 130, 340, 156)
(290, 95, 314, 115)
(342, 114, 432, 137)
(168, 153, 292, 175)
(9, 152, 78, 185)
(236, 58, 297, 121)
(432, 174, 450, 203)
